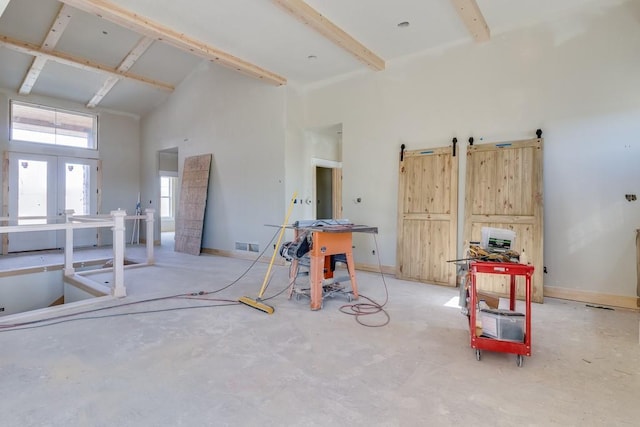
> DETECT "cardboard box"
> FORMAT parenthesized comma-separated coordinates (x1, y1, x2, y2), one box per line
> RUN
(477, 291, 500, 309)
(480, 308, 525, 342)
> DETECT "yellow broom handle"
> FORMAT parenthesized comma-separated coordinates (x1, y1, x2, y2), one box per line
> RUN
(257, 191, 297, 299)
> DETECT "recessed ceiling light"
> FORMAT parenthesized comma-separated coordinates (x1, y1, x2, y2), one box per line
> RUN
(307, 55, 317, 60)
(397, 21, 410, 28)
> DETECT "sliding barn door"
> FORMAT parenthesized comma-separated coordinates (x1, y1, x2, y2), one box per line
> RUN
(464, 137, 544, 302)
(397, 146, 458, 286)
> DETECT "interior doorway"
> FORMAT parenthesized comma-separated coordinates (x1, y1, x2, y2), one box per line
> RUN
(312, 159, 342, 220)
(316, 166, 333, 219)
(307, 123, 343, 221)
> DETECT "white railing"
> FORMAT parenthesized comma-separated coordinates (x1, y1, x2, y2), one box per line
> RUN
(0, 208, 155, 298)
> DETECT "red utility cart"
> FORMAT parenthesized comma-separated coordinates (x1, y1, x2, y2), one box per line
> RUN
(468, 261, 534, 367)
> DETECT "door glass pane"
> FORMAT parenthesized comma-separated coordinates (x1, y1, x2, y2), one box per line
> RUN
(65, 163, 91, 215)
(18, 159, 47, 225)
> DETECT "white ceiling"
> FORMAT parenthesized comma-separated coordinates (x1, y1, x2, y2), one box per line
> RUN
(0, 0, 624, 116)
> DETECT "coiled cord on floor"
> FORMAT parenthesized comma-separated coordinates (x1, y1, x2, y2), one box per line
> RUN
(338, 234, 390, 327)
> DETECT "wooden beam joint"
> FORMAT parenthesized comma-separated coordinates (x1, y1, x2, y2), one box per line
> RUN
(0, 34, 174, 92)
(60, 0, 286, 85)
(450, 0, 490, 42)
(273, 0, 385, 71)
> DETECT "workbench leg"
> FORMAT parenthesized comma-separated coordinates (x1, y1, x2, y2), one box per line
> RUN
(345, 252, 359, 300)
(310, 255, 324, 310)
(510, 275, 516, 311)
(287, 259, 298, 299)
(324, 256, 333, 279)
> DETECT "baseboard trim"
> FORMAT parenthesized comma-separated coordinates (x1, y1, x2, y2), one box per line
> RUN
(139, 238, 161, 246)
(202, 248, 285, 266)
(355, 262, 396, 275)
(544, 286, 639, 310)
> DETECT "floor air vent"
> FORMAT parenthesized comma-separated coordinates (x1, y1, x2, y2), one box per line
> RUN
(235, 242, 259, 253)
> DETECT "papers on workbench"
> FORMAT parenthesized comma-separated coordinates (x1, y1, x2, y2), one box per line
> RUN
(480, 227, 516, 253)
(293, 219, 351, 227)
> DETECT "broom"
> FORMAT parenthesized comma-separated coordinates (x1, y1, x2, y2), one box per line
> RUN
(238, 192, 297, 314)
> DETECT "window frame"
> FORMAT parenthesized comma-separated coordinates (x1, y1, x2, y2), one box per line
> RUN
(9, 100, 98, 151)
(160, 175, 176, 219)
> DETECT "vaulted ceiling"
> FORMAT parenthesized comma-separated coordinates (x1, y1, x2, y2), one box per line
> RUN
(0, 0, 619, 116)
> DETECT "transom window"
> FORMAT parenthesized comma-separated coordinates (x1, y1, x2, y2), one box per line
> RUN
(10, 101, 97, 150)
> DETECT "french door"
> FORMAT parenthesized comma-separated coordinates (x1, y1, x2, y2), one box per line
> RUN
(7, 153, 98, 252)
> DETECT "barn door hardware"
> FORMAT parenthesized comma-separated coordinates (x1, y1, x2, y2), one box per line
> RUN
(452, 137, 458, 157)
(400, 143, 406, 162)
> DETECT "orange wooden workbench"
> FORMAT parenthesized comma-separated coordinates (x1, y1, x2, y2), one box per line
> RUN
(289, 224, 377, 310)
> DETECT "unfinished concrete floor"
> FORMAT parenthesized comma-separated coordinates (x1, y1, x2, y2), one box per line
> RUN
(0, 238, 638, 426)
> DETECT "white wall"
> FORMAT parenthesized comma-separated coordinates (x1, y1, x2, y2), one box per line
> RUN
(284, 86, 311, 224)
(64, 281, 96, 304)
(284, 91, 342, 228)
(0, 270, 63, 316)
(98, 111, 141, 244)
(301, 1, 640, 297)
(140, 62, 287, 252)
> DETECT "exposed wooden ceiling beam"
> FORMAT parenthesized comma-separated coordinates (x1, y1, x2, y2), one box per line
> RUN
(450, 0, 490, 42)
(86, 76, 120, 108)
(272, 0, 384, 71)
(19, 57, 48, 94)
(20, 4, 74, 95)
(87, 36, 154, 108)
(116, 36, 154, 72)
(42, 4, 73, 49)
(0, 34, 174, 92)
(59, 0, 287, 86)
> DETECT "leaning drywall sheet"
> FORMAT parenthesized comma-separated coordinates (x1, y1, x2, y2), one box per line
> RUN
(175, 154, 212, 255)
